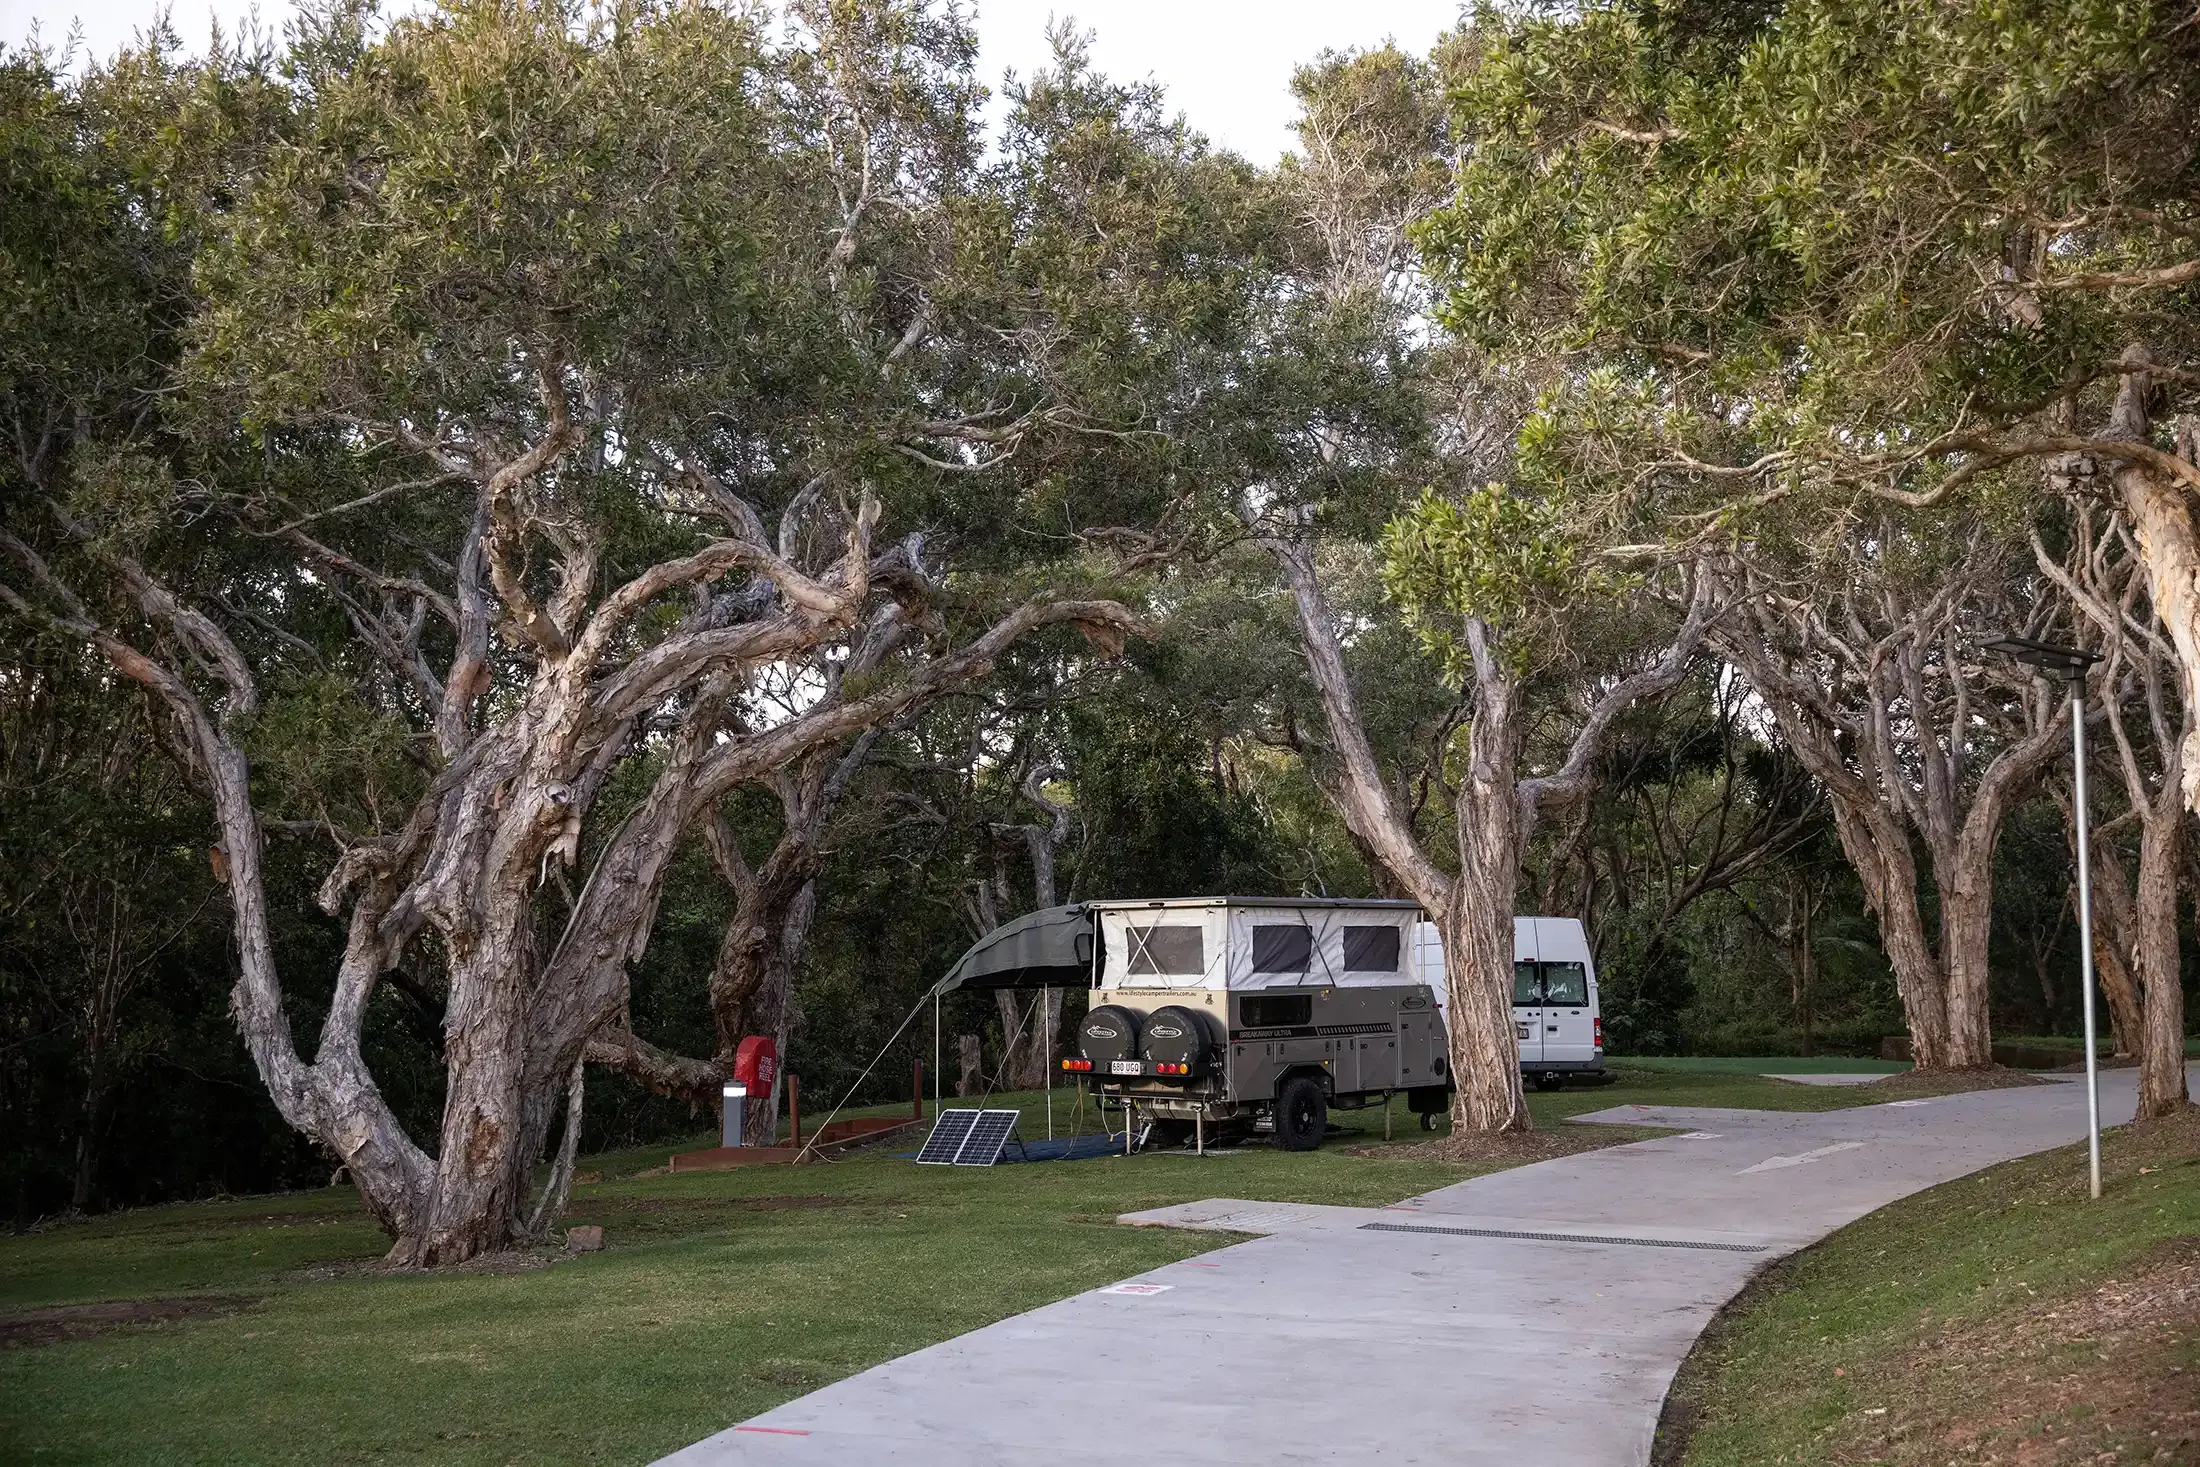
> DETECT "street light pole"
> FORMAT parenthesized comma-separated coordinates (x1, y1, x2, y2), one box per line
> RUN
(1979, 633, 2104, 1200)
(2067, 670, 2102, 1200)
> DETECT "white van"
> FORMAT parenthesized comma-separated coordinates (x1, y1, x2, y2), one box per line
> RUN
(1410, 917, 1605, 1090)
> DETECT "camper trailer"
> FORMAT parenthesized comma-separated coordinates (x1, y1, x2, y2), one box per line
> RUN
(1062, 898, 1443, 1150)
(930, 897, 1604, 1151)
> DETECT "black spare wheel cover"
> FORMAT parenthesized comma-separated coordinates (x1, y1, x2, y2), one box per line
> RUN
(1140, 1005, 1216, 1071)
(1079, 1004, 1141, 1065)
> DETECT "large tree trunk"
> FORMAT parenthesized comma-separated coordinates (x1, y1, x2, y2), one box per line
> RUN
(1718, 571, 2064, 1073)
(1822, 792, 1954, 1068)
(2108, 371, 2200, 815)
(405, 906, 537, 1265)
(2080, 835, 2148, 1057)
(1938, 720, 2068, 1068)
(1446, 636, 1533, 1133)
(1257, 530, 1519, 1133)
(2036, 438, 2193, 1117)
(2133, 768, 2192, 1118)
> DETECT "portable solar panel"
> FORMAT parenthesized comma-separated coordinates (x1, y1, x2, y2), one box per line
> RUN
(952, 1109, 1021, 1166)
(916, 1109, 980, 1165)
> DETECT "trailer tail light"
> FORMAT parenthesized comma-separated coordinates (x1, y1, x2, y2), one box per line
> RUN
(1593, 1018, 1603, 1050)
(1152, 1062, 1190, 1076)
(1061, 1058, 1093, 1073)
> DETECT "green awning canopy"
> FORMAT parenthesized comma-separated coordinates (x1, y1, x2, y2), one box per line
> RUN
(930, 904, 1094, 995)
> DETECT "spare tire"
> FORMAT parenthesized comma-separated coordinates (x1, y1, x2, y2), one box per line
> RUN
(1140, 1005, 1218, 1073)
(1078, 1004, 1141, 1066)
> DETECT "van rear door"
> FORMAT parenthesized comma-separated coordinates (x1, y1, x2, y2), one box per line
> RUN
(1513, 917, 1542, 1065)
(1534, 917, 1596, 1065)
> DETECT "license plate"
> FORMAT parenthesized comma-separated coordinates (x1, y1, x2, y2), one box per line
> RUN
(1110, 1060, 1143, 1075)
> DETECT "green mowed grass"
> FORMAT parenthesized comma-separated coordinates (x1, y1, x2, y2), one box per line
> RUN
(0, 1065, 1943, 1466)
(1668, 1110, 2200, 1466)
(1622, 1054, 1910, 1075)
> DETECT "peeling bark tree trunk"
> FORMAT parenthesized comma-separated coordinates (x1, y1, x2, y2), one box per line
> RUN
(2130, 776, 2190, 1116)
(5, 498, 1139, 1264)
(2076, 829, 2146, 1057)
(1443, 642, 1532, 1130)
(1257, 527, 1714, 1133)
(1717, 553, 2067, 1072)
(2034, 468, 2193, 1119)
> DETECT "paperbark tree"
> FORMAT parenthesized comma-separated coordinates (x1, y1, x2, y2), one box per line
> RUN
(0, 4, 1211, 1263)
(1258, 520, 1714, 1132)
(1241, 47, 1721, 1133)
(1423, 0, 2200, 818)
(1710, 534, 2071, 1070)
(2033, 506, 2192, 1117)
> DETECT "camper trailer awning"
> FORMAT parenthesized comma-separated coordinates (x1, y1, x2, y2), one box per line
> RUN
(930, 904, 1094, 995)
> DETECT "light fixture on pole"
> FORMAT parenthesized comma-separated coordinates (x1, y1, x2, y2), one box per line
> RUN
(1979, 633, 2105, 1199)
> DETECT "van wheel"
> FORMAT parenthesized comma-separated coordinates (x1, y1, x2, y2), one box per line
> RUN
(1275, 1077, 1327, 1152)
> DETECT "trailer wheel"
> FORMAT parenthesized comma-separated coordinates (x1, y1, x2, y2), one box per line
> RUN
(1143, 1119, 1195, 1151)
(1419, 1108, 1437, 1131)
(1275, 1076, 1327, 1152)
(1534, 1071, 1565, 1092)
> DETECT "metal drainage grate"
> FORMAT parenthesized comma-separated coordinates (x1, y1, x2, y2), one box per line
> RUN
(1358, 1222, 1766, 1254)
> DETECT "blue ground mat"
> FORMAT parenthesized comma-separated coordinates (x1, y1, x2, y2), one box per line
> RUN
(890, 1132, 1126, 1163)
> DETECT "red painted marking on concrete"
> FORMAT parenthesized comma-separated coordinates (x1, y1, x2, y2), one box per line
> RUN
(735, 1426, 812, 1436)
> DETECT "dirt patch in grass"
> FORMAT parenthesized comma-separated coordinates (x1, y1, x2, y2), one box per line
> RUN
(1360, 1123, 1669, 1165)
(290, 1247, 568, 1283)
(1859, 1064, 2051, 1098)
(1825, 1233, 2200, 1466)
(0, 1293, 259, 1350)
(596, 1194, 855, 1215)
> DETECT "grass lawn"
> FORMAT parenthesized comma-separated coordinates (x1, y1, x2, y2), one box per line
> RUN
(1661, 1107, 2200, 1466)
(0, 1064, 1965, 1466)
(1999, 1032, 2200, 1057)
(1623, 1055, 1911, 1075)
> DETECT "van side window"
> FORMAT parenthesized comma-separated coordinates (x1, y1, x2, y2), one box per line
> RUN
(1513, 960, 1541, 1005)
(1127, 925, 1205, 975)
(1541, 961, 1589, 1005)
(1250, 925, 1312, 974)
(1341, 926, 1399, 972)
(1240, 994, 1313, 1028)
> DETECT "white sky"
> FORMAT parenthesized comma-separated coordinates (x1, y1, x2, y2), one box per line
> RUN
(0, 0, 1463, 161)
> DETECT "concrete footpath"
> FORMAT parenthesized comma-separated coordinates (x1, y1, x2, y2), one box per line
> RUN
(659, 1069, 2177, 1467)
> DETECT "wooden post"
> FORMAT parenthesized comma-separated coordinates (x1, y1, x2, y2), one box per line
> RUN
(1384, 1089, 1393, 1142)
(789, 1073, 801, 1149)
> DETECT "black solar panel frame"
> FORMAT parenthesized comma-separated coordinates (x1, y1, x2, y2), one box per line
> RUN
(952, 1109, 1021, 1166)
(916, 1108, 981, 1165)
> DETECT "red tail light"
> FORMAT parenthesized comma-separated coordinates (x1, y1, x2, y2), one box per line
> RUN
(1061, 1058, 1093, 1073)
(1593, 1018, 1604, 1050)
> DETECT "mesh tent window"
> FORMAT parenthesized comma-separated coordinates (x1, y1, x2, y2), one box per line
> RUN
(1250, 925, 1313, 975)
(1341, 926, 1399, 973)
(1127, 924, 1204, 976)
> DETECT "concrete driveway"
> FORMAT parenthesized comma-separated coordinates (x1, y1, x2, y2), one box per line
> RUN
(658, 1068, 2177, 1467)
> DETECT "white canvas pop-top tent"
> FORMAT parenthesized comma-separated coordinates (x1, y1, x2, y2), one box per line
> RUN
(1086, 897, 1423, 991)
